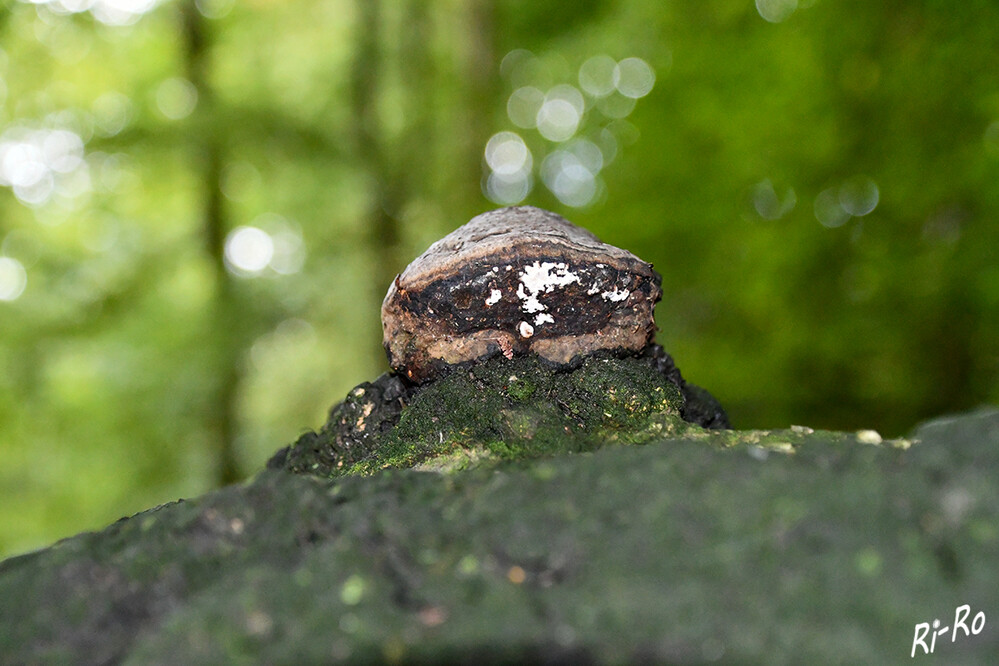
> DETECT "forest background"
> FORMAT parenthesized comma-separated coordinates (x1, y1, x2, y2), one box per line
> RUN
(1, 0, 997, 557)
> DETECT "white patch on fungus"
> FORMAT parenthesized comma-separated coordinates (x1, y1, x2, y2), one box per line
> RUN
(518, 321, 534, 338)
(601, 287, 630, 302)
(535, 312, 555, 326)
(516, 283, 542, 312)
(517, 261, 579, 314)
(485, 289, 502, 306)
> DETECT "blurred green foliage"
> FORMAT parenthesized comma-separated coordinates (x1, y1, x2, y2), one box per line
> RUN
(0, 0, 997, 557)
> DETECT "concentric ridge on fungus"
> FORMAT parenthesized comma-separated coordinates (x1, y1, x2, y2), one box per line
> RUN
(382, 206, 663, 383)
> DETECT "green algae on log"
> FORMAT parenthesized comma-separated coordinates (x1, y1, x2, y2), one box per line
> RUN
(382, 206, 663, 384)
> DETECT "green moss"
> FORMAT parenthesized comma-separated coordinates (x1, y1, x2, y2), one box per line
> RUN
(503, 374, 537, 402)
(336, 354, 688, 478)
(274, 352, 918, 480)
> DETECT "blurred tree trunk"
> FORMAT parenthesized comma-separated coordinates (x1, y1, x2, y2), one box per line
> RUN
(351, 0, 397, 370)
(399, 1, 434, 198)
(181, 1, 242, 486)
(351, 0, 431, 371)
(453, 0, 497, 220)
(346, 0, 498, 372)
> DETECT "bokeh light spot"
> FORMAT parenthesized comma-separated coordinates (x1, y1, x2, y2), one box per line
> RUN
(501, 49, 555, 90)
(839, 176, 879, 216)
(0, 140, 46, 188)
(42, 130, 84, 173)
(0, 126, 89, 206)
(92, 91, 132, 137)
(484, 171, 532, 206)
(483, 131, 533, 205)
(500, 49, 534, 80)
(597, 93, 637, 119)
(155, 78, 198, 120)
(485, 52, 656, 208)
(752, 179, 796, 220)
(537, 85, 584, 142)
(225, 226, 274, 276)
(91, 0, 158, 26)
(613, 58, 655, 99)
(15, 174, 56, 206)
(554, 164, 596, 207)
(24, 0, 159, 26)
(255, 214, 306, 275)
(270, 230, 305, 275)
(814, 187, 850, 228)
(506, 86, 544, 129)
(756, 0, 798, 23)
(485, 132, 531, 176)
(55, 164, 92, 200)
(195, 0, 233, 19)
(542, 150, 599, 208)
(595, 128, 618, 165)
(0, 257, 27, 302)
(565, 138, 604, 175)
(578, 55, 617, 98)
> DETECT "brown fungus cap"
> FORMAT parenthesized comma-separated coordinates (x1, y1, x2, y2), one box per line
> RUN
(381, 206, 662, 383)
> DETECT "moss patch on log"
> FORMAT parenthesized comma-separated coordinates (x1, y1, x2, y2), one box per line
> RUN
(272, 354, 693, 478)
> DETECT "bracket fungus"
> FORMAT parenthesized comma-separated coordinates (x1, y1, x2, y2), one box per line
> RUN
(382, 206, 663, 383)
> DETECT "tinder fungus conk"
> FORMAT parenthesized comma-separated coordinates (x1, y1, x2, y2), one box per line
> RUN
(382, 206, 663, 383)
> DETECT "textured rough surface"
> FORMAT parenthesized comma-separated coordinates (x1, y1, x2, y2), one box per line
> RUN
(272, 353, 686, 479)
(382, 206, 662, 383)
(1, 408, 997, 663)
(271, 347, 728, 480)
